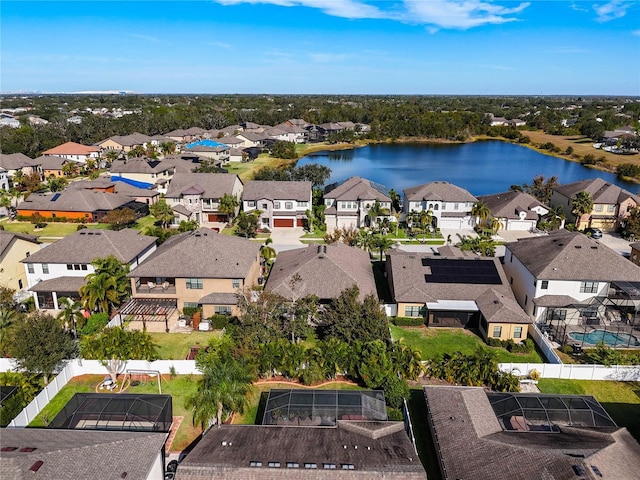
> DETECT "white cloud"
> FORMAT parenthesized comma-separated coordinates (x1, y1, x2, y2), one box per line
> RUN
(216, 0, 383, 19)
(403, 0, 530, 29)
(593, 1, 633, 22)
(308, 52, 350, 63)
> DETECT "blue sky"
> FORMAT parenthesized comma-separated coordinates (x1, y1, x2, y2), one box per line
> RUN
(1, 1, 639, 95)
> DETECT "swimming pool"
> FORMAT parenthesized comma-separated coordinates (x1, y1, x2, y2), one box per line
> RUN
(568, 329, 640, 347)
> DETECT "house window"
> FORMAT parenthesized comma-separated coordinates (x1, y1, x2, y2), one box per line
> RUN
(74, 264, 81, 271)
(42, 264, 49, 274)
(492, 326, 502, 338)
(25, 251, 30, 257)
(261, 203, 268, 209)
(285, 201, 293, 209)
(607, 204, 615, 212)
(274, 201, 281, 209)
(184, 302, 199, 310)
(298, 201, 308, 207)
(18, 279, 23, 289)
(341, 464, 355, 470)
(214, 306, 232, 315)
(27, 264, 34, 274)
(186, 278, 203, 289)
(286, 463, 299, 468)
(304, 463, 317, 469)
(81, 264, 87, 270)
(580, 281, 598, 293)
(67, 264, 73, 270)
(404, 305, 424, 317)
(595, 204, 603, 212)
(454, 203, 459, 210)
(249, 461, 262, 467)
(268, 462, 281, 468)
(541, 280, 548, 289)
(514, 326, 523, 339)
(546, 308, 567, 321)
(323, 464, 336, 470)
(232, 279, 240, 289)
(246, 201, 256, 208)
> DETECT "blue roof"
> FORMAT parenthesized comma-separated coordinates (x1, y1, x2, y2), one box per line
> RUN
(110, 176, 153, 189)
(186, 139, 227, 149)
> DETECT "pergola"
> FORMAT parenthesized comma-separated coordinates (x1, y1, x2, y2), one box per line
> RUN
(117, 298, 177, 332)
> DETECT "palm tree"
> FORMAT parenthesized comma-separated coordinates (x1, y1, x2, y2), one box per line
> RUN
(417, 209, 433, 242)
(370, 234, 395, 260)
(471, 201, 491, 229)
(186, 357, 255, 429)
(149, 199, 174, 228)
(260, 237, 277, 272)
(547, 204, 565, 230)
(57, 297, 85, 338)
(388, 188, 402, 213)
(487, 216, 504, 235)
(571, 191, 594, 230)
(219, 193, 239, 224)
(79, 272, 119, 314)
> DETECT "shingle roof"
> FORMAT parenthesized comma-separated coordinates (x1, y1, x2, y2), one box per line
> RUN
(0, 230, 40, 257)
(35, 155, 79, 171)
(478, 190, 547, 220)
(403, 181, 477, 203)
(177, 422, 426, 479)
(553, 178, 640, 205)
(22, 229, 156, 265)
(506, 230, 640, 282)
(67, 178, 158, 198)
(199, 292, 238, 305)
(243, 180, 312, 202)
(0, 428, 167, 480)
(128, 228, 259, 279)
(423, 386, 640, 480)
(109, 158, 172, 174)
(0, 153, 40, 170)
(265, 243, 376, 301)
(42, 141, 99, 156)
(165, 173, 241, 199)
(324, 176, 391, 202)
(18, 189, 137, 213)
(29, 276, 87, 293)
(99, 132, 153, 147)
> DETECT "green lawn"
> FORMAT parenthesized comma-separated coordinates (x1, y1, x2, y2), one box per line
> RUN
(538, 379, 640, 441)
(133, 214, 158, 231)
(1, 221, 110, 238)
(390, 324, 545, 363)
(148, 331, 222, 360)
(29, 374, 202, 452)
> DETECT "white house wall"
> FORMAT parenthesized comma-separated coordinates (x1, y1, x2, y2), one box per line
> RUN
(503, 248, 537, 316)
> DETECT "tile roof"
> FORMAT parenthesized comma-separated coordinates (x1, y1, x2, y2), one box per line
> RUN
(177, 422, 426, 479)
(128, 228, 259, 279)
(18, 189, 137, 213)
(243, 180, 312, 202)
(42, 141, 99, 156)
(423, 386, 640, 480)
(324, 176, 391, 202)
(265, 243, 377, 301)
(478, 190, 547, 220)
(553, 178, 640, 205)
(165, 173, 241, 199)
(506, 230, 640, 282)
(22, 229, 156, 265)
(0, 428, 167, 480)
(403, 181, 477, 203)
(0, 153, 40, 170)
(0, 230, 40, 257)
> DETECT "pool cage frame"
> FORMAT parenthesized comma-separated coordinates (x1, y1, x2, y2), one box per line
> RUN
(539, 281, 640, 349)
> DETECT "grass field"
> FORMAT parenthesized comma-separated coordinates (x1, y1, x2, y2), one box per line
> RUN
(537, 379, 640, 441)
(390, 325, 545, 363)
(148, 331, 223, 360)
(0, 221, 110, 238)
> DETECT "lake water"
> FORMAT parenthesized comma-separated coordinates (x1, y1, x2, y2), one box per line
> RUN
(296, 141, 640, 196)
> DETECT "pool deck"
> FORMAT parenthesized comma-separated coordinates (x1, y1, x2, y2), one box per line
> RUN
(564, 325, 640, 349)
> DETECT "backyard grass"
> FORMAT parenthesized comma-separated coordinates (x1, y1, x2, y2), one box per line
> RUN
(389, 324, 545, 363)
(1, 221, 110, 238)
(29, 374, 202, 452)
(538, 379, 640, 441)
(148, 331, 223, 360)
(133, 214, 157, 231)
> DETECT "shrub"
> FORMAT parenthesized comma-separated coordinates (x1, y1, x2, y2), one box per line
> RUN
(182, 306, 200, 318)
(381, 376, 410, 408)
(77, 224, 87, 231)
(386, 407, 403, 421)
(209, 314, 233, 330)
(79, 313, 110, 336)
(528, 369, 541, 381)
(559, 343, 574, 355)
(393, 317, 424, 327)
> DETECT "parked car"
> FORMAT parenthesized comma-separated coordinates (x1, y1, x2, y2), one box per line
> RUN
(583, 227, 603, 239)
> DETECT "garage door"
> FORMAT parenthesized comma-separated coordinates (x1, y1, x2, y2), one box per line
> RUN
(274, 218, 294, 227)
(297, 218, 306, 227)
(208, 214, 225, 222)
(440, 218, 462, 229)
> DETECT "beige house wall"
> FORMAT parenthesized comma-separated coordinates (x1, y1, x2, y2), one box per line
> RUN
(0, 238, 38, 291)
(480, 321, 529, 343)
(396, 302, 425, 319)
(99, 139, 125, 151)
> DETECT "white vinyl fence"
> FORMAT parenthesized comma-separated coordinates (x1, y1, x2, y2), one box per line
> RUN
(499, 362, 640, 381)
(529, 323, 563, 364)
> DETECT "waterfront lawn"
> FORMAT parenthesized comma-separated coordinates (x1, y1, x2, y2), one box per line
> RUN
(537, 379, 640, 441)
(148, 331, 223, 360)
(28, 374, 202, 451)
(389, 325, 544, 363)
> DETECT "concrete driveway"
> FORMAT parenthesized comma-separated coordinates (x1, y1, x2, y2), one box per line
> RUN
(269, 227, 305, 252)
(596, 231, 633, 256)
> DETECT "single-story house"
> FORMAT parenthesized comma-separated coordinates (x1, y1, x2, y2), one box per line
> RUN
(478, 190, 549, 231)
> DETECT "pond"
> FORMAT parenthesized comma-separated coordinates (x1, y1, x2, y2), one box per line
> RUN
(297, 141, 640, 196)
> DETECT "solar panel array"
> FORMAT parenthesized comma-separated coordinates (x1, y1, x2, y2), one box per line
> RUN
(422, 258, 502, 285)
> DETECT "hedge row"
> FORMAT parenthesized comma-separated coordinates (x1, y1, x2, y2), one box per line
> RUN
(487, 337, 534, 354)
(393, 317, 424, 327)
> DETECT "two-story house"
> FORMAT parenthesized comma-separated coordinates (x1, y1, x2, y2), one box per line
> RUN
(35, 156, 82, 179)
(403, 181, 477, 229)
(550, 178, 640, 231)
(126, 228, 261, 329)
(0, 153, 43, 185)
(323, 177, 392, 231)
(164, 173, 243, 226)
(42, 141, 100, 164)
(0, 230, 40, 293)
(22, 229, 157, 311)
(503, 230, 640, 345)
(185, 140, 230, 164)
(109, 157, 176, 188)
(478, 190, 549, 231)
(96, 133, 154, 153)
(242, 180, 312, 229)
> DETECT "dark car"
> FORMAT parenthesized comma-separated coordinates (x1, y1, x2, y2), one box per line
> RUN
(583, 227, 603, 239)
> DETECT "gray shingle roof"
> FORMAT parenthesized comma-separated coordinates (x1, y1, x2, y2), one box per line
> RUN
(177, 422, 426, 479)
(68, 179, 158, 198)
(0, 428, 166, 480)
(0, 230, 40, 257)
(506, 230, 640, 282)
(423, 386, 640, 480)
(18, 189, 137, 213)
(22, 229, 156, 265)
(265, 243, 376, 301)
(403, 181, 477, 203)
(29, 276, 87, 293)
(35, 155, 79, 170)
(165, 173, 241, 199)
(553, 178, 640, 205)
(99, 132, 153, 147)
(129, 228, 259, 279)
(109, 157, 172, 174)
(0, 153, 40, 170)
(199, 292, 238, 305)
(478, 190, 546, 220)
(243, 180, 312, 202)
(324, 176, 391, 202)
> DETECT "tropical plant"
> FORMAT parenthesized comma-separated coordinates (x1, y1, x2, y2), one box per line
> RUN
(369, 234, 395, 260)
(91, 256, 131, 305)
(571, 191, 594, 230)
(471, 201, 491, 228)
(79, 272, 119, 314)
(178, 219, 200, 232)
(546, 204, 565, 231)
(149, 199, 174, 228)
(388, 188, 402, 213)
(57, 297, 86, 338)
(487, 216, 504, 235)
(523, 175, 558, 204)
(80, 327, 159, 383)
(260, 237, 277, 266)
(456, 233, 496, 257)
(234, 210, 260, 238)
(219, 193, 239, 224)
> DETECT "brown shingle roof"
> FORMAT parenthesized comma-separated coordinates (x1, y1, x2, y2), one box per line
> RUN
(0, 230, 40, 257)
(29, 276, 87, 293)
(109, 157, 173, 174)
(478, 190, 546, 220)
(265, 243, 376, 301)
(506, 230, 640, 282)
(129, 228, 259, 279)
(554, 178, 640, 205)
(18, 189, 137, 214)
(0, 153, 40, 170)
(243, 180, 312, 202)
(22, 229, 156, 265)
(165, 173, 241, 199)
(403, 181, 477, 203)
(324, 176, 391, 202)
(35, 155, 78, 170)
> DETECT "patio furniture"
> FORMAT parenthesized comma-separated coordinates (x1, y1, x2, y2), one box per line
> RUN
(147, 281, 156, 290)
(161, 281, 170, 290)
